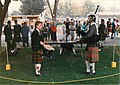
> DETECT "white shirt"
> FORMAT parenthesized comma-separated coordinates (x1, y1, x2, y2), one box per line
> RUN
(62, 24, 66, 34)
(69, 25, 76, 35)
(30, 28, 34, 35)
(61, 33, 71, 41)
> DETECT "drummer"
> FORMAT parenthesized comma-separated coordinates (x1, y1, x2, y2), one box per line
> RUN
(31, 20, 54, 76)
(31, 20, 44, 76)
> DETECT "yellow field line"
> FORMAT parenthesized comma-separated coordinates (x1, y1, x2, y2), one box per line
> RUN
(0, 72, 120, 84)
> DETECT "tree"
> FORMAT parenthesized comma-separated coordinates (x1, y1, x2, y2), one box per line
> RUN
(20, 0, 46, 15)
(46, 0, 59, 21)
(0, 0, 11, 46)
(58, 0, 72, 17)
(58, 0, 102, 18)
(58, 0, 82, 17)
(82, 0, 96, 17)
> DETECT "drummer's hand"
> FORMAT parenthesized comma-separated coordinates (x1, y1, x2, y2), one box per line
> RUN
(44, 41, 48, 44)
(40, 41, 44, 45)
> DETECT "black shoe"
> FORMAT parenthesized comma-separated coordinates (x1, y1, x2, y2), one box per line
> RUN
(89, 72, 96, 75)
(35, 74, 41, 76)
(73, 53, 76, 56)
(48, 56, 53, 59)
(59, 53, 62, 56)
(111, 37, 114, 39)
(84, 71, 90, 74)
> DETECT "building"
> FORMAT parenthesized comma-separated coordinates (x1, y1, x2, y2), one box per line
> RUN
(98, 12, 120, 20)
(7, 15, 39, 26)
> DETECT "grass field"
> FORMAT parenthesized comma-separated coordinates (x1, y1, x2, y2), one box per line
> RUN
(0, 46, 120, 84)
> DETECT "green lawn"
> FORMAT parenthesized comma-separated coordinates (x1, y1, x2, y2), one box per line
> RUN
(0, 46, 120, 84)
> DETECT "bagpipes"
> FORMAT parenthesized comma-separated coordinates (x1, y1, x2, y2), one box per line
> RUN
(94, 5, 99, 14)
(85, 5, 99, 28)
(80, 5, 99, 40)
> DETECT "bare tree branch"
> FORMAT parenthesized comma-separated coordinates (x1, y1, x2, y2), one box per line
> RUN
(57, 0, 59, 3)
(2, 0, 11, 18)
(46, 0, 53, 18)
(0, 1, 3, 12)
(52, 0, 59, 21)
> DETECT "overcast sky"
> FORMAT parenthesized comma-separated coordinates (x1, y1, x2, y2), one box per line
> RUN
(1, 0, 120, 14)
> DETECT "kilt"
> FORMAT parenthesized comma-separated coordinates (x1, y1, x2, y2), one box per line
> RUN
(86, 47, 99, 63)
(33, 50, 43, 64)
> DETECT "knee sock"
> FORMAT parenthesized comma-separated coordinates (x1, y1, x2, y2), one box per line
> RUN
(72, 48, 76, 54)
(85, 61, 90, 72)
(90, 63, 95, 73)
(35, 64, 41, 75)
(60, 48, 63, 54)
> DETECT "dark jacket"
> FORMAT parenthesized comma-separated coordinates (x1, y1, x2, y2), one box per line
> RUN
(31, 29, 44, 51)
(4, 25, 12, 42)
(112, 21, 116, 33)
(13, 24, 22, 42)
(81, 23, 98, 46)
(98, 23, 106, 41)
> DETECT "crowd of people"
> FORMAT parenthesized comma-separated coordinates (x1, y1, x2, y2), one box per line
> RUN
(4, 20, 30, 55)
(3, 15, 120, 76)
(4, 20, 57, 55)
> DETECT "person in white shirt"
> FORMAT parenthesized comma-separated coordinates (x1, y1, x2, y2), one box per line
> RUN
(69, 21, 76, 41)
(61, 21, 66, 35)
(30, 25, 34, 35)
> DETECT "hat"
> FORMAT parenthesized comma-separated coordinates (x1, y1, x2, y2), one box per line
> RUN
(87, 13, 96, 22)
(108, 18, 111, 20)
(14, 20, 17, 23)
(7, 21, 11, 24)
(101, 19, 104, 22)
(113, 17, 116, 21)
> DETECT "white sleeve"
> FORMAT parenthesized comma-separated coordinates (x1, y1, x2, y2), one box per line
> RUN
(68, 35, 72, 41)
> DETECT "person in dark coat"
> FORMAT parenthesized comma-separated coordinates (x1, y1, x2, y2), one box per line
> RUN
(98, 19, 106, 41)
(111, 18, 116, 39)
(13, 20, 22, 49)
(76, 20, 81, 38)
(4, 21, 13, 55)
(42, 21, 48, 41)
(32, 20, 54, 76)
(106, 18, 112, 37)
(98, 19, 106, 48)
(80, 14, 99, 75)
(65, 18, 70, 32)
